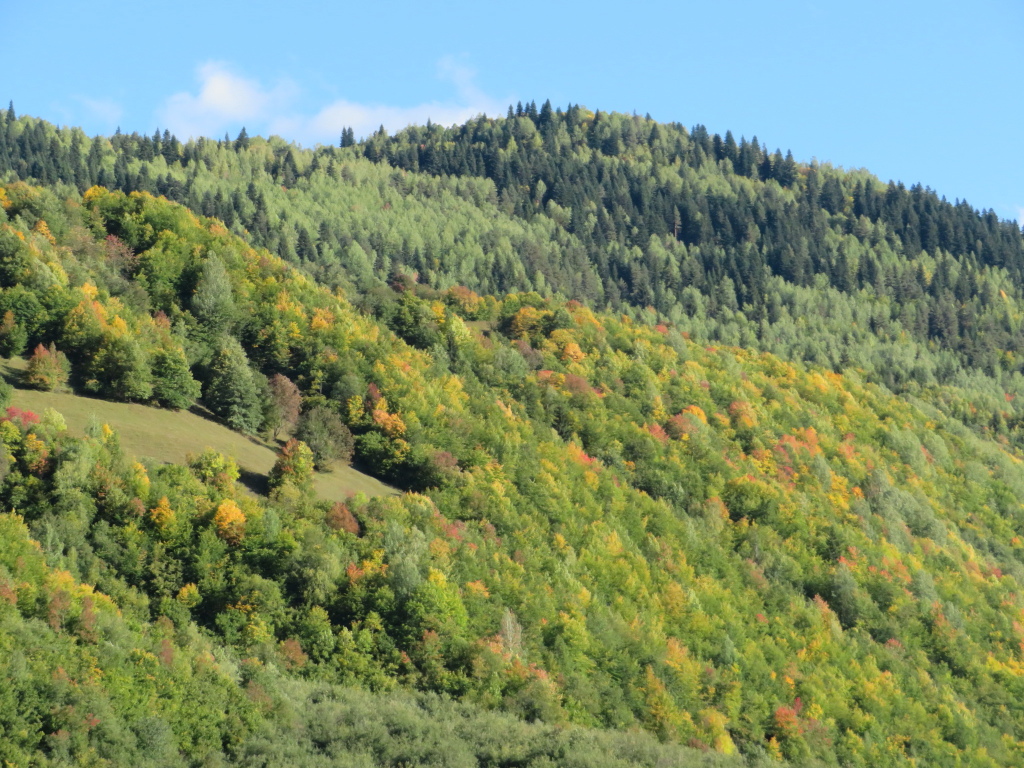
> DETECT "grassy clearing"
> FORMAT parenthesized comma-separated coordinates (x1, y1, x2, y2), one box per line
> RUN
(3, 359, 397, 501)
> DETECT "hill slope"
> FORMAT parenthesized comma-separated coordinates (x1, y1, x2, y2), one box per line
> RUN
(4, 106, 1024, 454)
(2, 112, 1024, 765)
(3, 358, 395, 499)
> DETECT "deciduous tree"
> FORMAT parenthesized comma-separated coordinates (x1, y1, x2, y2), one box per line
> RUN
(25, 343, 68, 391)
(296, 405, 354, 469)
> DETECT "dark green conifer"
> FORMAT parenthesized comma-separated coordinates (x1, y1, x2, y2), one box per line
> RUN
(205, 336, 263, 434)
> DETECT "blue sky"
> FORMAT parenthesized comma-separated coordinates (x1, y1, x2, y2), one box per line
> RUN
(6, 0, 1023, 222)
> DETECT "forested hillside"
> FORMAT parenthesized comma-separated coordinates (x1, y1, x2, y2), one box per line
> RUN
(2, 104, 1024, 766)
(4, 103, 1024, 450)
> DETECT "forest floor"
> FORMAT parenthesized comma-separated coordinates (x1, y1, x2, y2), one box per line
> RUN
(1, 358, 397, 501)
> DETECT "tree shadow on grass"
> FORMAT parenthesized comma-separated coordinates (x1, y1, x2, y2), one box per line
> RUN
(349, 456, 382, 479)
(187, 402, 283, 453)
(0, 361, 26, 388)
(237, 468, 269, 497)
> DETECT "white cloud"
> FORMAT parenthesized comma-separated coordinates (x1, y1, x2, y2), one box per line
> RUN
(76, 97, 124, 130)
(294, 99, 490, 144)
(1017, 207, 1024, 229)
(437, 54, 497, 112)
(157, 58, 505, 144)
(275, 56, 504, 144)
(158, 63, 295, 140)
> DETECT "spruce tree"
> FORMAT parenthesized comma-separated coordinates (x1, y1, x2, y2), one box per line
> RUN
(205, 337, 263, 434)
(296, 226, 317, 262)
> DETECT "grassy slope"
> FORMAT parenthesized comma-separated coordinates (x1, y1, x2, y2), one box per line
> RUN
(2, 359, 396, 500)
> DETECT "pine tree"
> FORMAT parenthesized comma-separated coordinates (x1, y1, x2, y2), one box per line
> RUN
(539, 99, 554, 129)
(296, 226, 317, 262)
(776, 149, 798, 187)
(205, 337, 263, 434)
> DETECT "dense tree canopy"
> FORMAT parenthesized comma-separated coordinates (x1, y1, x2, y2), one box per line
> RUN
(2, 104, 1024, 765)
(4, 105, 1024, 454)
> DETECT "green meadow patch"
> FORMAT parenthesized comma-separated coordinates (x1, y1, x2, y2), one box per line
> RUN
(3, 358, 396, 501)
